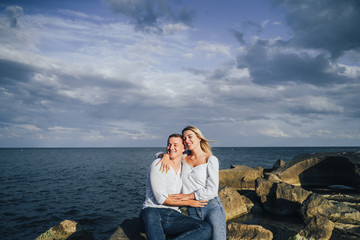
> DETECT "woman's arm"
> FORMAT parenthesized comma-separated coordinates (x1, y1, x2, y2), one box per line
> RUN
(169, 193, 195, 201)
(155, 153, 171, 173)
(164, 197, 208, 208)
(193, 156, 219, 200)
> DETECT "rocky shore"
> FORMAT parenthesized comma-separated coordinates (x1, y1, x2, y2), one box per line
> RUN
(36, 151, 360, 240)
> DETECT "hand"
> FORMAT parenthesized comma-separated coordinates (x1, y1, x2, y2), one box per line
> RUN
(170, 193, 195, 201)
(156, 153, 170, 173)
(188, 200, 208, 208)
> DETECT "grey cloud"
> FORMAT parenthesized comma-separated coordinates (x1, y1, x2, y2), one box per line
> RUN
(106, 0, 194, 33)
(5, 5, 23, 28)
(0, 58, 35, 85)
(230, 30, 245, 45)
(237, 40, 352, 86)
(274, 0, 360, 58)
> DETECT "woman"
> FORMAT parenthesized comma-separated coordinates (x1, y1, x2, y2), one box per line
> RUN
(159, 126, 226, 240)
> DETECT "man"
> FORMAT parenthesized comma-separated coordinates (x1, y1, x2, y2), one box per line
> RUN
(139, 134, 212, 240)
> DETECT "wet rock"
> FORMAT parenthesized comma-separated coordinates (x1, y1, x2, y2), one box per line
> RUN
(227, 222, 273, 240)
(292, 216, 335, 240)
(218, 186, 254, 221)
(271, 152, 360, 190)
(300, 193, 360, 225)
(219, 165, 263, 190)
(35, 220, 93, 240)
(255, 178, 311, 216)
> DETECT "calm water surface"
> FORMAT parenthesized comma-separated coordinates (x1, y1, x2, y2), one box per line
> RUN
(1, 147, 359, 240)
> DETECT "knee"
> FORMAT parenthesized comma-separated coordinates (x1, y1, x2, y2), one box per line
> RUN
(140, 208, 160, 224)
(201, 221, 212, 239)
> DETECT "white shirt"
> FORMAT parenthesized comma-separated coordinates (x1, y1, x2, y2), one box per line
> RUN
(142, 158, 182, 211)
(181, 155, 219, 201)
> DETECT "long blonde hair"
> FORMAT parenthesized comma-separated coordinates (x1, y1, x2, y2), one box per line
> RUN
(182, 125, 212, 155)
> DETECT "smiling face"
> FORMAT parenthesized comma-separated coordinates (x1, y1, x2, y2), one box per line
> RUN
(182, 130, 201, 151)
(167, 136, 185, 160)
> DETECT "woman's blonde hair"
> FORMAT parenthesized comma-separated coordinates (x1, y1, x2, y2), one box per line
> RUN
(182, 125, 212, 155)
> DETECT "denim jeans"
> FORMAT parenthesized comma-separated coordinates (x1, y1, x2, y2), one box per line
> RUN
(187, 196, 226, 240)
(140, 207, 212, 240)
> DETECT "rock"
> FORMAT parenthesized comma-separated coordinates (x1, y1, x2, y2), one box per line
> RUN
(35, 220, 93, 240)
(255, 178, 311, 216)
(300, 193, 360, 225)
(272, 159, 285, 170)
(271, 152, 360, 190)
(333, 222, 360, 239)
(292, 216, 335, 240)
(218, 186, 254, 221)
(264, 172, 282, 183)
(227, 222, 273, 240)
(109, 218, 146, 240)
(219, 165, 263, 190)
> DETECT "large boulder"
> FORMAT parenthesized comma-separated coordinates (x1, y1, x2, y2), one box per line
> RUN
(218, 186, 254, 221)
(300, 193, 360, 225)
(292, 216, 335, 240)
(255, 178, 311, 216)
(227, 223, 273, 240)
(271, 152, 360, 190)
(219, 165, 263, 190)
(35, 220, 93, 240)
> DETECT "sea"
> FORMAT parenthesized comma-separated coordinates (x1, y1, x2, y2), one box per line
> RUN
(1, 147, 359, 240)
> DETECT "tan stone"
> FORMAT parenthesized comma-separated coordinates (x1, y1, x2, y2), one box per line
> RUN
(255, 178, 311, 216)
(301, 193, 360, 225)
(35, 220, 93, 240)
(293, 216, 335, 240)
(219, 165, 263, 190)
(227, 222, 273, 240)
(271, 152, 360, 190)
(218, 186, 254, 221)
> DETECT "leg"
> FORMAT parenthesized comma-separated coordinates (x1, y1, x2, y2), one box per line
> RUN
(163, 209, 212, 240)
(139, 208, 166, 240)
(204, 197, 227, 240)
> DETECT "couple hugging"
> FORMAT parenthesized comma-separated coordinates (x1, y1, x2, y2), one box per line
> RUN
(139, 126, 226, 240)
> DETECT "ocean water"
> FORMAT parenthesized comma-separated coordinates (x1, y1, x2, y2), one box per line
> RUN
(1, 147, 359, 240)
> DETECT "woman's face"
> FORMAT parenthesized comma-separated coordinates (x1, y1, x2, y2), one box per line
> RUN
(183, 130, 201, 150)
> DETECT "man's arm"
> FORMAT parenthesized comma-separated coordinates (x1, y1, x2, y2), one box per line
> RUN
(149, 159, 208, 208)
(149, 159, 169, 205)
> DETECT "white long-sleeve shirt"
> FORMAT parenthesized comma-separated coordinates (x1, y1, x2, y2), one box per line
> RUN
(142, 158, 182, 211)
(181, 155, 219, 201)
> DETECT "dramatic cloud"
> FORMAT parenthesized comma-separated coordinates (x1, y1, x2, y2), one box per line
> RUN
(0, 1, 359, 147)
(275, 0, 360, 58)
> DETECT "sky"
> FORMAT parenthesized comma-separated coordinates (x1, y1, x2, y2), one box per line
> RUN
(0, 0, 359, 147)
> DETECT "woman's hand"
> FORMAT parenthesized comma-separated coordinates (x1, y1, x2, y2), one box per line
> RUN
(188, 200, 208, 208)
(155, 153, 170, 173)
(170, 193, 195, 201)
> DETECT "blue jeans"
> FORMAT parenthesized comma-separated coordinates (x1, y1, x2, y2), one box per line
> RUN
(140, 207, 212, 240)
(187, 196, 226, 240)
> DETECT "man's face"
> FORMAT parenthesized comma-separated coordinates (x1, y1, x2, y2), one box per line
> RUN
(167, 137, 185, 159)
